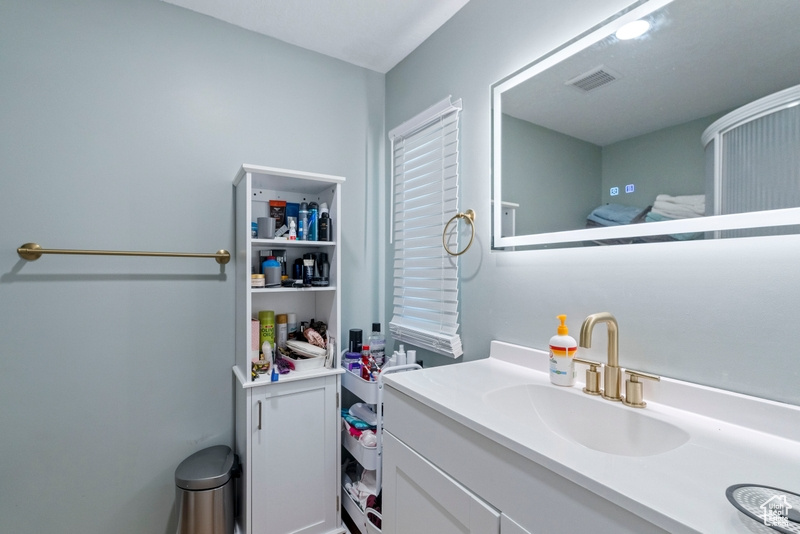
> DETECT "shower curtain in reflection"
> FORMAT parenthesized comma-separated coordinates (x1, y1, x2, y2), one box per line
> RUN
(705, 89, 800, 238)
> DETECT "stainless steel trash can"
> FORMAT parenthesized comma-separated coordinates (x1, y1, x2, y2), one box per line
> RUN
(175, 445, 235, 534)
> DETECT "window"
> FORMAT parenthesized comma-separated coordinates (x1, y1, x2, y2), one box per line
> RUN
(388, 96, 463, 358)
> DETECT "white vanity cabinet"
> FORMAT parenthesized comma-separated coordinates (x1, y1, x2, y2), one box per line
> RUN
(382, 385, 667, 534)
(382, 431, 501, 534)
(382, 342, 800, 534)
(233, 165, 345, 534)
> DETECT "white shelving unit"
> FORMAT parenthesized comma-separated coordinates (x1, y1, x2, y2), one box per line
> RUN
(233, 164, 346, 534)
(341, 365, 420, 534)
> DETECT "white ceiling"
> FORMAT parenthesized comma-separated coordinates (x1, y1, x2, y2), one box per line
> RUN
(160, 0, 470, 73)
(501, 0, 800, 146)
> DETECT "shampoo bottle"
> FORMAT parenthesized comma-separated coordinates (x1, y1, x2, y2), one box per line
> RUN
(298, 202, 308, 240)
(549, 315, 577, 386)
(308, 202, 319, 241)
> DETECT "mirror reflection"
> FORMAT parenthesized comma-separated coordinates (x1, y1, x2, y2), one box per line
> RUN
(493, 0, 800, 248)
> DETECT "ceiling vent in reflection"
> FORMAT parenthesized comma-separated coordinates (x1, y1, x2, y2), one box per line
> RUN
(566, 65, 621, 92)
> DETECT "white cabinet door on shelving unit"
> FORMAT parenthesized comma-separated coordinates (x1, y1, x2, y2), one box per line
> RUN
(382, 431, 500, 534)
(249, 376, 339, 534)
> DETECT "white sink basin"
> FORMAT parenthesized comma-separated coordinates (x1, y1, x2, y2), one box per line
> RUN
(484, 384, 690, 457)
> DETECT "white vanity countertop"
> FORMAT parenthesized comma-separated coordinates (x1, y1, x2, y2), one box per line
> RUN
(383, 341, 800, 534)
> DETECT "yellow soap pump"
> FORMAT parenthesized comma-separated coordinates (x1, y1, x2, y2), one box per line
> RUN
(549, 315, 577, 386)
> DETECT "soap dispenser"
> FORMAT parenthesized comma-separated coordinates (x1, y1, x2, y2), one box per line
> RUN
(549, 315, 577, 386)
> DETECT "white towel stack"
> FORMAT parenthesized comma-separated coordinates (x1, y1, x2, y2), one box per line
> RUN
(651, 194, 705, 219)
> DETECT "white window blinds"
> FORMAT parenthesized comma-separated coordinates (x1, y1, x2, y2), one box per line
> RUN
(388, 96, 463, 358)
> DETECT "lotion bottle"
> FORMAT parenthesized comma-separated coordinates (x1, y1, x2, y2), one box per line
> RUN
(397, 344, 406, 366)
(549, 315, 577, 386)
(385, 351, 398, 369)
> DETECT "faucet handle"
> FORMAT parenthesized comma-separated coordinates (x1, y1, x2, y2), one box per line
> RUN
(574, 358, 602, 396)
(622, 369, 660, 408)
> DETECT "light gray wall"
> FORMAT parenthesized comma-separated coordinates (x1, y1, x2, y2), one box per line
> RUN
(601, 113, 717, 206)
(503, 112, 719, 237)
(0, 1, 383, 533)
(385, 0, 800, 406)
(502, 114, 601, 235)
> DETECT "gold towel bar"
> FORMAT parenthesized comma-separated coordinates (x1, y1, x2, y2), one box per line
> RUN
(17, 242, 230, 265)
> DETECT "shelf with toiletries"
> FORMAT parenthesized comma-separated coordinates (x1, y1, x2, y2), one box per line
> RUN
(341, 410, 380, 534)
(342, 422, 379, 471)
(341, 366, 420, 534)
(235, 164, 342, 384)
(250, 286, 337, 293)
(234, 364, 338, 387)
(342, 367, 380, 404)
(252, 238, 336, 247)
(340, 332, 381, 534)
(342, 487, 382, 534)
(340, 325, 420, 534)
(251, 242, 336, 291)
(233, 164, 344, 534)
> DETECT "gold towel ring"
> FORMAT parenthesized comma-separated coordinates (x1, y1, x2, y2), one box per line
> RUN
(442, 209, 476, 256)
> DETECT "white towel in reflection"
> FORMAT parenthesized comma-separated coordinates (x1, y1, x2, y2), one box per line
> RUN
(651, 194, 705, 219)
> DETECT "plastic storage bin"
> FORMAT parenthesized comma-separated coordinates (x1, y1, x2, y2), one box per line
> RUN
(175, 445, 236, 534)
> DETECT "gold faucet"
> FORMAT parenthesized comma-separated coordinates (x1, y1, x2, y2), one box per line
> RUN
(579, 312, 622, 402)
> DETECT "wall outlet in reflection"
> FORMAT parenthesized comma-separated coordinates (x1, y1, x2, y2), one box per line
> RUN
(610, 187, 619, 196)
(625, 184, 635, 193)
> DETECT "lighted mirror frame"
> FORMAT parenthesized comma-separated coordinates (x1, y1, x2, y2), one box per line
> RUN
(491, 0, 800, 249)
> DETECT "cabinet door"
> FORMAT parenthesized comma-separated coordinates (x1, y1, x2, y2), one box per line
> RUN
(382, 431, 500, 534)
(250, 376, 339, 534)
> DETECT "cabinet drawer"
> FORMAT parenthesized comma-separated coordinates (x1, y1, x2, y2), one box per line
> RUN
(382, 431, 500, 534)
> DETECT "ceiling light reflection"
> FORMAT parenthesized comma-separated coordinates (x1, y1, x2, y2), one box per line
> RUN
(616, 20, 651, 40)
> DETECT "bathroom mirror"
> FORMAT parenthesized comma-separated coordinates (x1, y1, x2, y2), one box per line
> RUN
(492, 0, 800, 249)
